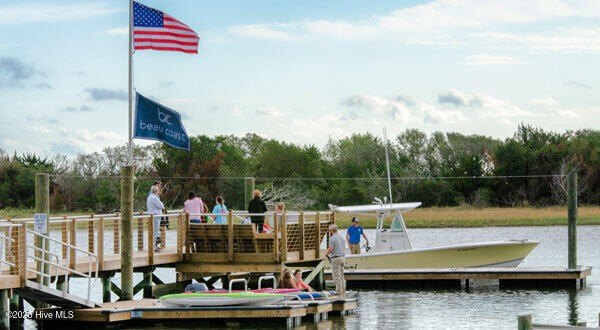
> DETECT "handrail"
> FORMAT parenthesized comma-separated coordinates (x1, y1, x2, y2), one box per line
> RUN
(26, 229, 99, 306)
(258, 275, 277, 289)
(0, 230, 17, 270)
(228, 278, 248, 293)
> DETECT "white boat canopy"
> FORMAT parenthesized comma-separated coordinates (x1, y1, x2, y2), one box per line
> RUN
(328, 202, 422, 217)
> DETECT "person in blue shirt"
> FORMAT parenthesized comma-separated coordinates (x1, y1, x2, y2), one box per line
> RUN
(346, 217, 369, 254)
(212, 195, 228, 224)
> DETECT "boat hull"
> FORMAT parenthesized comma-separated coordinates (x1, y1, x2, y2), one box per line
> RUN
(343, 241, 539, 270)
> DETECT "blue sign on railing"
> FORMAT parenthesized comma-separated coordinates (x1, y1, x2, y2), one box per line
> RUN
(134, 92, 190, 150)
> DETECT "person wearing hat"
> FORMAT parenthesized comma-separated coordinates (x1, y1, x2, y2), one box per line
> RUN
(346, 217, 369, 254)
(326, 224, 346, 298)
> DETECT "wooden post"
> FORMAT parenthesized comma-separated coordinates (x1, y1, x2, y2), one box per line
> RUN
(244, 177, 255, 210)
(0, 290, 9, 330)
(137, 217, 144, 251)
(273, 212, 279, 262)
(517, 315, 532, 330)
(299, 212, 305, 261)
(34, 173, 50, 285)
(61, 217, 68, 259)
(9, 294, 23, 330)
(143, 270, 153, 298)
(120, 165, 135, 301)
(227, 211, 234, 262)
(97, 217, 105, 271)
(177, 213, 184, 259)
(88, 221, 94, 253)
(148, 215, 154, 265)
(69, 219, 76, 270)
(102, 276, 111, 303)
(17, 226, 26, 286)
(113, 219, 120, 254)
(281, 213, 288, 262)
(567, 171, 578, 269)
(185, 213, 191, 261)
(315, 212, 321, 258)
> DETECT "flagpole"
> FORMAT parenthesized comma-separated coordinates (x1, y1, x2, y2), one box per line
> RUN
(127, 0, 134, 165)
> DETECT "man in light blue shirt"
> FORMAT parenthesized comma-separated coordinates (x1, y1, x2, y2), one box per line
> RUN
(327, 224, 346, 298)
(147, 185, 164, 252)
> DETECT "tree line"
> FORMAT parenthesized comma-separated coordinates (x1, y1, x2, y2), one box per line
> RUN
(0, 124, 598, 213)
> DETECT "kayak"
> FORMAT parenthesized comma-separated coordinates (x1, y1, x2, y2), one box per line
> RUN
(203, 288, 301, 294)
(160, 292, 283, 307)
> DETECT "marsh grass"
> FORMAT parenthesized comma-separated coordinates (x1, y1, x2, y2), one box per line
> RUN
(2, 206, 600, 229)
(333, 206, 600, 229)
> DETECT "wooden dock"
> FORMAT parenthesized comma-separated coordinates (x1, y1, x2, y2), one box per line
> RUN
(325, 266, 592, 289)
(32, 297, 358, 328)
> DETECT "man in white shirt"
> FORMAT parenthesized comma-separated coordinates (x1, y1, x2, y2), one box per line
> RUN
(146, 185, 164, 252)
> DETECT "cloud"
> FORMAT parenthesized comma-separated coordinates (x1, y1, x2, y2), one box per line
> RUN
(34, 82, 52, 90)
(342, 93, 465, 124)
(464, 54, 522, 65)
(556, 110, 579, 118)
(160, 80, 176, 88)
(257, 106, 284, 117)
(104, 27, 128, 35)
(26, 116, 60, 124)
(531, 97, 559, 107)
(60, 105, 94, 112)
(0, 57, 37, 87)
(0, 3, 119, 25)
(228, 24, 293, 40)
(437, 89, 535, 121)
(226, 1, 600, 52)
(85, 88, 128, 101)
(232, 107, 243, 116)
(51, 128, 123, 155)
(438, 89, 477, 107)
(564, 80, 591, 89)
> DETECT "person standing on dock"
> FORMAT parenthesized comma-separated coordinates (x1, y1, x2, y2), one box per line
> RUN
(147, 185, 165, 252)
(248, 189, 267, 232)
(184, 191, 203, 224)
(346, 217, 369, 254)
(327, 224, 346, 298)
(212, 196, 228, 224)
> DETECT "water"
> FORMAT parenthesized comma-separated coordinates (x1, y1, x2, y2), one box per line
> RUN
(24, 226, 600, 329)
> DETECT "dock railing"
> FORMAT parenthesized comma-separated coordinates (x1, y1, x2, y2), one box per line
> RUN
(186, 211, 333, 264)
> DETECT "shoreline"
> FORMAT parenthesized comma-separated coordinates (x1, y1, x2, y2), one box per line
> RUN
(2, 206, 599, 229)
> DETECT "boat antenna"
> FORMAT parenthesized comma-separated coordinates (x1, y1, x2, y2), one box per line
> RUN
(383, 127, 393, 204)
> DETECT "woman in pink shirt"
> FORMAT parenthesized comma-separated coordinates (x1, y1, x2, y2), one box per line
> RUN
(184, 191, 203, 223)
(293, 269, 313, 292)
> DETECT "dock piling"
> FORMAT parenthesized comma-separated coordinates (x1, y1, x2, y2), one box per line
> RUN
(567, 171, 578, 269)
(0, 290, 8, 330)
(517, 314, 532, 330)
(120, 165, 135, 300)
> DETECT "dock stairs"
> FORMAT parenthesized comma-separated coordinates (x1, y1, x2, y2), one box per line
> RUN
(14, 229, 99, 308)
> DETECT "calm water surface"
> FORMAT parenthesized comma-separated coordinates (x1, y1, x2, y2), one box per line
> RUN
(26, 226, 600, 329)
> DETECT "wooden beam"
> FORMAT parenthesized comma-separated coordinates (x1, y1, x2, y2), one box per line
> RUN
(110, 280, 122, 298)
(299, 212, 305, 261)
(315, 212, 321, 259)
(88, 221, 94, 253)
(97, 217, 104, 271)
(273, 212, 279, 262)
(227, 211, 234, 262)
(281, 213, 287, 262)
(69, 218, 76, 270)
(120, 165, 135, 301)
(137, 217, 144, 252)
(303, 259, 325, 284)
(147, 215, 154, 265)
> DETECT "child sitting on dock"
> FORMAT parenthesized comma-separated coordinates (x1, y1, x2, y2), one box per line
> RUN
(293, 269, 313, 292)
(279, 270, 296, 289)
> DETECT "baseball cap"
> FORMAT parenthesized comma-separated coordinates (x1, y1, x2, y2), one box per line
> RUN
(351, 217, 359, 222)
(328, 224, 338, 230)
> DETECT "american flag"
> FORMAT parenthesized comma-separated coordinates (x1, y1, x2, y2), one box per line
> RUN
(133, 1, 199, 54)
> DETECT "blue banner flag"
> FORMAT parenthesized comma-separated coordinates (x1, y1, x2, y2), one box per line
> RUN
(134, 92, 190, 150)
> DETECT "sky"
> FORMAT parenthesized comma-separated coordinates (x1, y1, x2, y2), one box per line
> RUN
(1, 0, 599, 157)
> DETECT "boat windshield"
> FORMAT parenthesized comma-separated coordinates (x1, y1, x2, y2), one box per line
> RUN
(390, 214, 405, 232)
